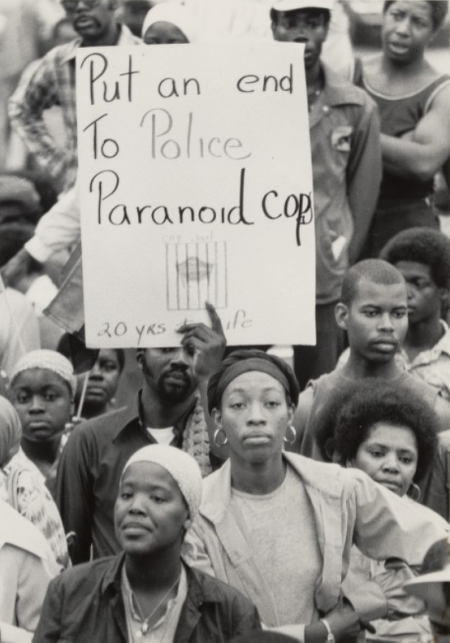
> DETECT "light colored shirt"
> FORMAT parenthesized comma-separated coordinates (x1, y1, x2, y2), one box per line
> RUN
(230, 466, 321, 627)
(147, 427, 175, 446)
(0, 287, 40, 377)
(121, 564, 188, 643)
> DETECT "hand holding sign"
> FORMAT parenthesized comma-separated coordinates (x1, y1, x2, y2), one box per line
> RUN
(178, 301, 226, 382)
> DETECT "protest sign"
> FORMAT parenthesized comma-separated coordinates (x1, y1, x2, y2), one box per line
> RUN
(76, 42, 315, 348)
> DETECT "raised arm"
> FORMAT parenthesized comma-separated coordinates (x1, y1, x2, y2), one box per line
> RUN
(178, 302, 227, 459)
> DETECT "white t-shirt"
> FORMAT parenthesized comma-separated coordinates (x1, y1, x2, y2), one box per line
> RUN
(230, 466, 322, 627)
(146, 427, 174, 446)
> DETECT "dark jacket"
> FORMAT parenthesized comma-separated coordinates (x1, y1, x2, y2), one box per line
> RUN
(33, 555, 261, 643)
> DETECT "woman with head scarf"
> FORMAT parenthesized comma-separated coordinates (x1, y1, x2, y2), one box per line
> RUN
(34, 444, 261, 643)
(0, 395, 69, 568)
(141, 2, 197, 44)
(183, 349, 449, 643)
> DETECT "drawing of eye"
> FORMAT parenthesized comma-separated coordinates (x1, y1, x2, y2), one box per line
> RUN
(176, 257, 215, 285)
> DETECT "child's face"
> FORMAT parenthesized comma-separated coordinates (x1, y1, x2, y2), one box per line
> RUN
(11, 369, 73, 443)
(351, 422, 418, 497)
(343, 280, 408, 362)
(395, 260, 444, 325)
(76, 348, 121, 411)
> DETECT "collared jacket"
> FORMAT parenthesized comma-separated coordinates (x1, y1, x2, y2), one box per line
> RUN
(8, 24, 141, 193)
(55, 393, 215, 565)
(33, 555, 261, 643)
(183, 453, 448, 642)
(311, 65, 381, 304)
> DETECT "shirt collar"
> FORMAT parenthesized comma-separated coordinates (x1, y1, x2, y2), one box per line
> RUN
(111, 391, 197, 443)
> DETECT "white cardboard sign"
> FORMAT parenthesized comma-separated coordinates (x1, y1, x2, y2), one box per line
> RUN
(76, 42, 316, 348)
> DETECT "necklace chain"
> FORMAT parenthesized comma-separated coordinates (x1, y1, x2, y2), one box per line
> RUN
(130, 574, 181, 638)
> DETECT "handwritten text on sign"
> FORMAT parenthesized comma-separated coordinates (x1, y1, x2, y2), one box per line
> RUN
(77, 43, 315, 347)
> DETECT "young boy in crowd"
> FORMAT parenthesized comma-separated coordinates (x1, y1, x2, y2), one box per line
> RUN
(72, 348, 124, 421)
(9, 349, 75, 498)
(380, 227, 450, 401)
(291, 259, 450, 515)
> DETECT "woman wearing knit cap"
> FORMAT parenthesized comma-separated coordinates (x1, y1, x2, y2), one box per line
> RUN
(0, 395, 69, 568)
(34, 444, 261, 643)
(142, 3, 197, 44)
(183, 349, 448, 643)
(9, 349, 75, 497)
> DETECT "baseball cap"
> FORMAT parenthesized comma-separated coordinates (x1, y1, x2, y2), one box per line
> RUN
(271, 0, 333, 11)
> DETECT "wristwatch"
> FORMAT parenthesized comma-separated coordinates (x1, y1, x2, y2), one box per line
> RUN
(320, 618, 336, 643)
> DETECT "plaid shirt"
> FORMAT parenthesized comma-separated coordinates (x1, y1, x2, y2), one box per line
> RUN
(9, 24, 141, 194)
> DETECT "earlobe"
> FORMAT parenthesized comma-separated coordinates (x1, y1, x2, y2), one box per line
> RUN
(212, 408, 222, 428)
(183, 518, 192, 532)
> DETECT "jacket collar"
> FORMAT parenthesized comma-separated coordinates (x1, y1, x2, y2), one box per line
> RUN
(309, 63, 367, 129)
(199, 453, 346, 613)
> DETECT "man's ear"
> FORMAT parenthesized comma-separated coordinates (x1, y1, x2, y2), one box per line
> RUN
(439, 287, 449, 312)
(335, 302, 349, 331)
(136, 349, 144, 371)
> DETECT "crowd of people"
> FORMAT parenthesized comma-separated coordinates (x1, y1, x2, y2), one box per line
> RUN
(0, 0, 450, 642)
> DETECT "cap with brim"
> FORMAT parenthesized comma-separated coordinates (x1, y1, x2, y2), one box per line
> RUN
(404, 563, 450, 603)
(271, 0, 333, 12)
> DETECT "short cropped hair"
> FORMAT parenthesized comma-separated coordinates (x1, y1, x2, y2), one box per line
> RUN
(340, 259, 405, 306)
(383, 1, 448, 31)
(270, 7, 331, 27)
(332, 379, 438, 483)
(207, 349, 300, 412)
(380, 228, 450, 290)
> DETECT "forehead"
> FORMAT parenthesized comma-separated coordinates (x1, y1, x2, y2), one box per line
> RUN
(364, 422, 418, 451)
(121, 461, 180, 492)
(223, 371, 285, 396)
(98, 348, 120, 363)
(394, 260, 433, 281)
(12, 368, 70, 393)
(386, 1, 433, 20)
(352, 279, 407, 307)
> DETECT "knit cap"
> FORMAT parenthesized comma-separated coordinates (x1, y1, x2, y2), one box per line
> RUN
(10, 350, 76, 399)
(122, 445, 202, 519)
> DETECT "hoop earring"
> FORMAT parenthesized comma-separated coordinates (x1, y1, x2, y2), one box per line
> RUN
(214, 428, 228, 447)
(283, 424, 296, 445)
